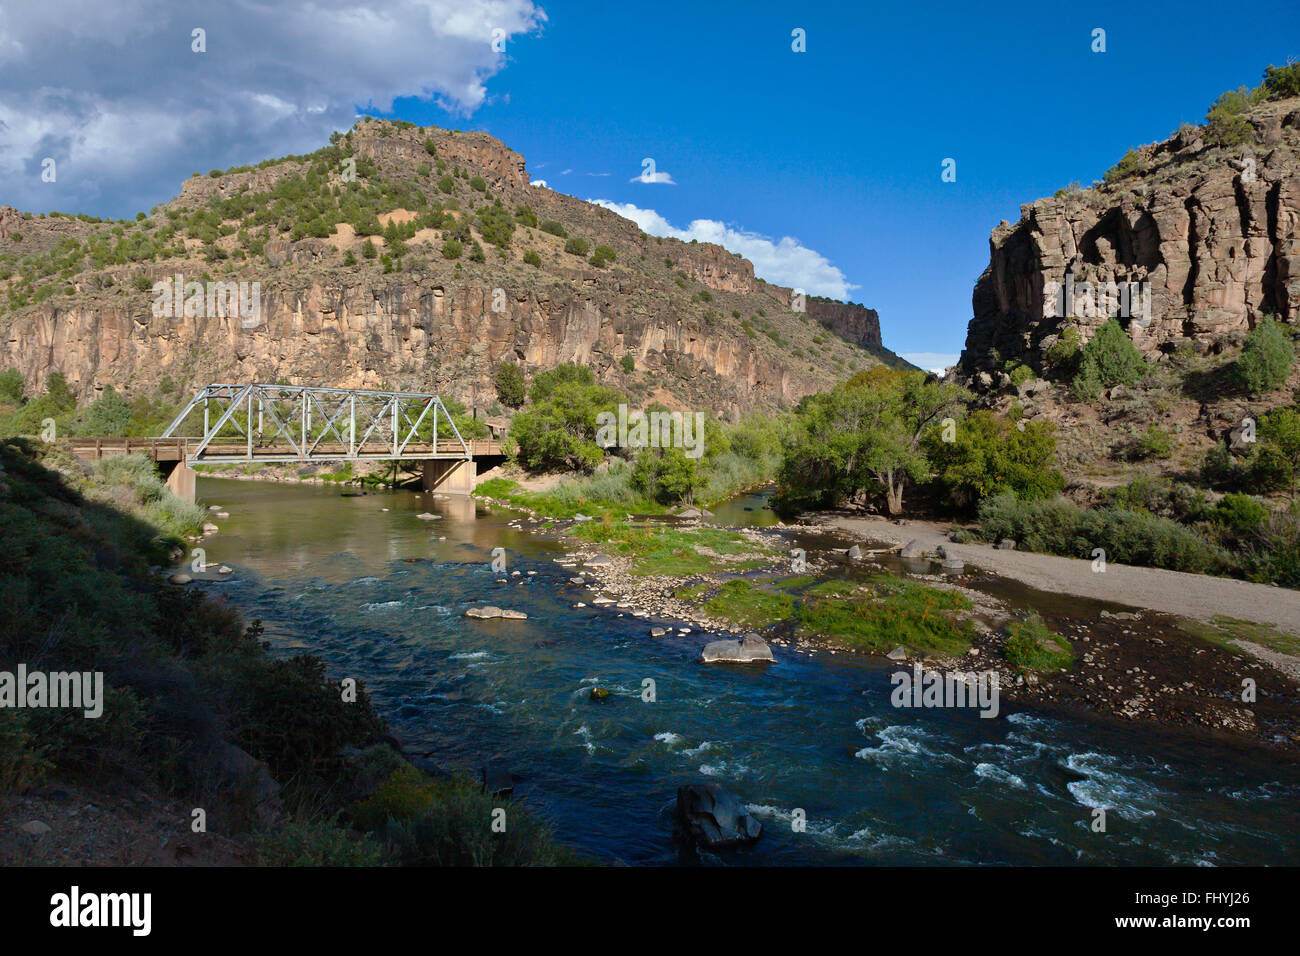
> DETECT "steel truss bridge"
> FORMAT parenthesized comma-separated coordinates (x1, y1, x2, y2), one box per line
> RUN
(158, 384, 501, 463)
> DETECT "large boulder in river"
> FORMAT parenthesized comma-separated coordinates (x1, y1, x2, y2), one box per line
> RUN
(465, 606, 528, 620)
(676, 784, 762, 849)
(701, 633, 774, 664)
(900, 539, 926, 558)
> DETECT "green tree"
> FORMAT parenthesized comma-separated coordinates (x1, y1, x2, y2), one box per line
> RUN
(1235, 318, 1295, 393)
(494, 361, 526, 409)
(564, 237, 589, 257)
(441, 238, 463, 259)
(508, 369, 624, 472)
(73, 385, 131, 436)
(778, 371, 968, 514)
(926, 410, 1064, 509)
(632, 446, 701, 505)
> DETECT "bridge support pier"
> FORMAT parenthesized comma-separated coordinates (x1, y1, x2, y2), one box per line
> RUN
(160, 460, 197, 504)
(422, 459, 476, 495)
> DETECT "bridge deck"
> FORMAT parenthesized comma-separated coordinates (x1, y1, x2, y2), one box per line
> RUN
(69, 437, 504, 463)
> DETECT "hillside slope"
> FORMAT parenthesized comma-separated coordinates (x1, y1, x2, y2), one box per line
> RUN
(0, 118, 906, 418)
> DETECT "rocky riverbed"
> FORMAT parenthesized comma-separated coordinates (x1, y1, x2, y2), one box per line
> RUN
(479, 496, 1300, 754)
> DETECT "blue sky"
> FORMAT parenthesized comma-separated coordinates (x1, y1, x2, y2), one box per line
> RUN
(4, 0, 1298, 369)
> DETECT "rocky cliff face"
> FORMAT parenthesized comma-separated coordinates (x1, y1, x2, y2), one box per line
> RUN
(960, 95, 1300, 378)
(0, 119, 901, 416)
(804, 298, 883, 349)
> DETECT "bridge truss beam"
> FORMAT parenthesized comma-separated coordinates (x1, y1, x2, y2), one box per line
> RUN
(160, 384, 470, 463)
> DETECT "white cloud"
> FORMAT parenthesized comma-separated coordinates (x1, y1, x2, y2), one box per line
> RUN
(900, 352, 959, 374)
(0, 0, 546, 216)
(529, 179, 548, 188)
(630, 170, 675, 185)
(590, 199, 858, 300)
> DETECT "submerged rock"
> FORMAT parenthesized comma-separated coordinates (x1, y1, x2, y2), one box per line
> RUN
(900, 539, 926, 558)
(650, 627, 667, 638)
(847, 544, 862, 560)
(168, 573, 193, 585)
(886, 645, 907, 661)
(941, 557, 965, 573)
(675, 784, 762, 849)
(415, 512, 441, 520)
(701, 633, 774, 664)
(589, 686, 612, 701)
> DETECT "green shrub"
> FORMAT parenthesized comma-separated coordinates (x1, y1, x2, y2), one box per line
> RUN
(1133, 425, 1173, 460)
(589, 244, 616, 268)
(378, 780, 569, 866)
(257, 816, 385, 866)
(1205, 87, 1261, 146)
(540, 220, 567, 238)
(1103, 148, 1147, 184)
(352, 765, 436, 829)
(1254, 405, 1300, 494)
(0, 710, 52, 798)
(361, 239, 377, 259)
(978, 493, 1230, 575)
(564, 237, 589, 257)
(1235, 318, 1294, 393)
(0, 369, 23, 403)
(620, 354, 634, 374)
(1072, 319, 1146, 400)
(1003, 613, 1073, 671)
(522, 249, 541, 267)
(1263, 62, 1300, 99)
(1211, 493, 1267, 536)
(1243, 501, 1300, 587)
(1006, 363, 1034, 388)
(469, 175, 487, 192)
(441, 238, 463, 259)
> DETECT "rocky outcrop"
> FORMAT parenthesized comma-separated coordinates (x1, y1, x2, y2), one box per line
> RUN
(805, 298, 883, 349)
(960, 96, 1300, 379)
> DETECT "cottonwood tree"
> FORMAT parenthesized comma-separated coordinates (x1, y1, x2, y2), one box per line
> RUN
(778, 370, 968, 514)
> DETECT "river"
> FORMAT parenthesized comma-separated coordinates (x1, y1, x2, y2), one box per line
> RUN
(193, 477, 1300, 865)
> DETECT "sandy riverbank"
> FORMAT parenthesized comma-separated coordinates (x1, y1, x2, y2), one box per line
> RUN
(826, 513, 1300, 641)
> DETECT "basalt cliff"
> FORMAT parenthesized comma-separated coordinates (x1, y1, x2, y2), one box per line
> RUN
(0, 119, 904, 417)
(960, 94, 1300, 380)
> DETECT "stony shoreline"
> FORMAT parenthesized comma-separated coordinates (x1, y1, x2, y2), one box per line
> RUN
(481, 496, 1300, 754)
